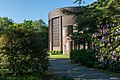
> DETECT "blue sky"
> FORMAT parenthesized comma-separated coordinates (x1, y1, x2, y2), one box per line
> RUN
(0, 0, 97, 24)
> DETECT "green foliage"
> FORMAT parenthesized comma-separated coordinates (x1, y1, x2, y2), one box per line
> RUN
(70, 0, 120, 73)
(108, 61, 120, 73)
(0, 17, 13, 27)
(0, 18, 49, 77)
(49, 51, 62, 55)
(70, 49, 120, 73)
(70, 49, 97, 67)
(91, 0, 120, 73)
(0, 17, 13, 34)
(74, 0, 82, 6)
(0, 73, 41, 80)
(0, 71, 74, 80)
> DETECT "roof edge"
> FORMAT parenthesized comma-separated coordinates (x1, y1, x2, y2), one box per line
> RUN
(48, 6, 80, 15)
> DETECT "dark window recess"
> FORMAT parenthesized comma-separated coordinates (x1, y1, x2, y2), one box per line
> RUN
(52, 18, 60, 47)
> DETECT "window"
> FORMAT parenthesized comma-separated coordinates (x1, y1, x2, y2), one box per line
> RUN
(52, 18, 60, 47)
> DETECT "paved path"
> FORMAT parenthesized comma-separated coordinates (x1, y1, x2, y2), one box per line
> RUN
(49, 58, 120, 80)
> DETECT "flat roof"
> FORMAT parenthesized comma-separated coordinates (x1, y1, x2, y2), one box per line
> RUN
(48, 6, 80, 15)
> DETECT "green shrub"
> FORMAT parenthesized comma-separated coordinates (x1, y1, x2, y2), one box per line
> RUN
(0, 25, 49, 77)
(70, 49, 97, 67)
(107, 61, 120, 73)
(70, 49, 120, 73)
(0, 71, 74, 80)
(49, 50, 62, 55)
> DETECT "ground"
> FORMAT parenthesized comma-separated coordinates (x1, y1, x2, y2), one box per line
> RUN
(49, 55, 120, 80)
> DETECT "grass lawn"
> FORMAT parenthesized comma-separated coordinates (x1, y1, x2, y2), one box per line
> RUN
(50, 54, 70, 59)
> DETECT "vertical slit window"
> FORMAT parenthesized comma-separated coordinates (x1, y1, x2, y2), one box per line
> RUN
(52, 18, 60, 47)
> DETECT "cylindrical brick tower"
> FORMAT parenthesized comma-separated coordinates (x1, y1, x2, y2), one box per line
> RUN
(48, 6, 80, 54)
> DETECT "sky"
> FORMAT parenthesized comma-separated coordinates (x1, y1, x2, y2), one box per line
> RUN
(0, 0, 97, 24)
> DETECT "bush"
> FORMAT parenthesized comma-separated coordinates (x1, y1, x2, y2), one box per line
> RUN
(70, 49, 97, 67)
(107, 61, 120, 73)
(49, 50, 62, 55)
(70, 49, 120, 73)
(0, 25, 49, 76)
(0, 71, 74, 80)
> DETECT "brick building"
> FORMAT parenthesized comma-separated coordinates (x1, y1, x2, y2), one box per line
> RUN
(48, 6, 80, 54)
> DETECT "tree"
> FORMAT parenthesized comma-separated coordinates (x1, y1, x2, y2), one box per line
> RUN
(0, 17, 13, 27)
(74, 0, 82, 6)
(0, 17, 13, 34)
(72, 0, 120, 72)
(0, 19, 49, 76)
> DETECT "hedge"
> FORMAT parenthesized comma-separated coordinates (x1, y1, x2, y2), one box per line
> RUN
(70, 49, 120, 73)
